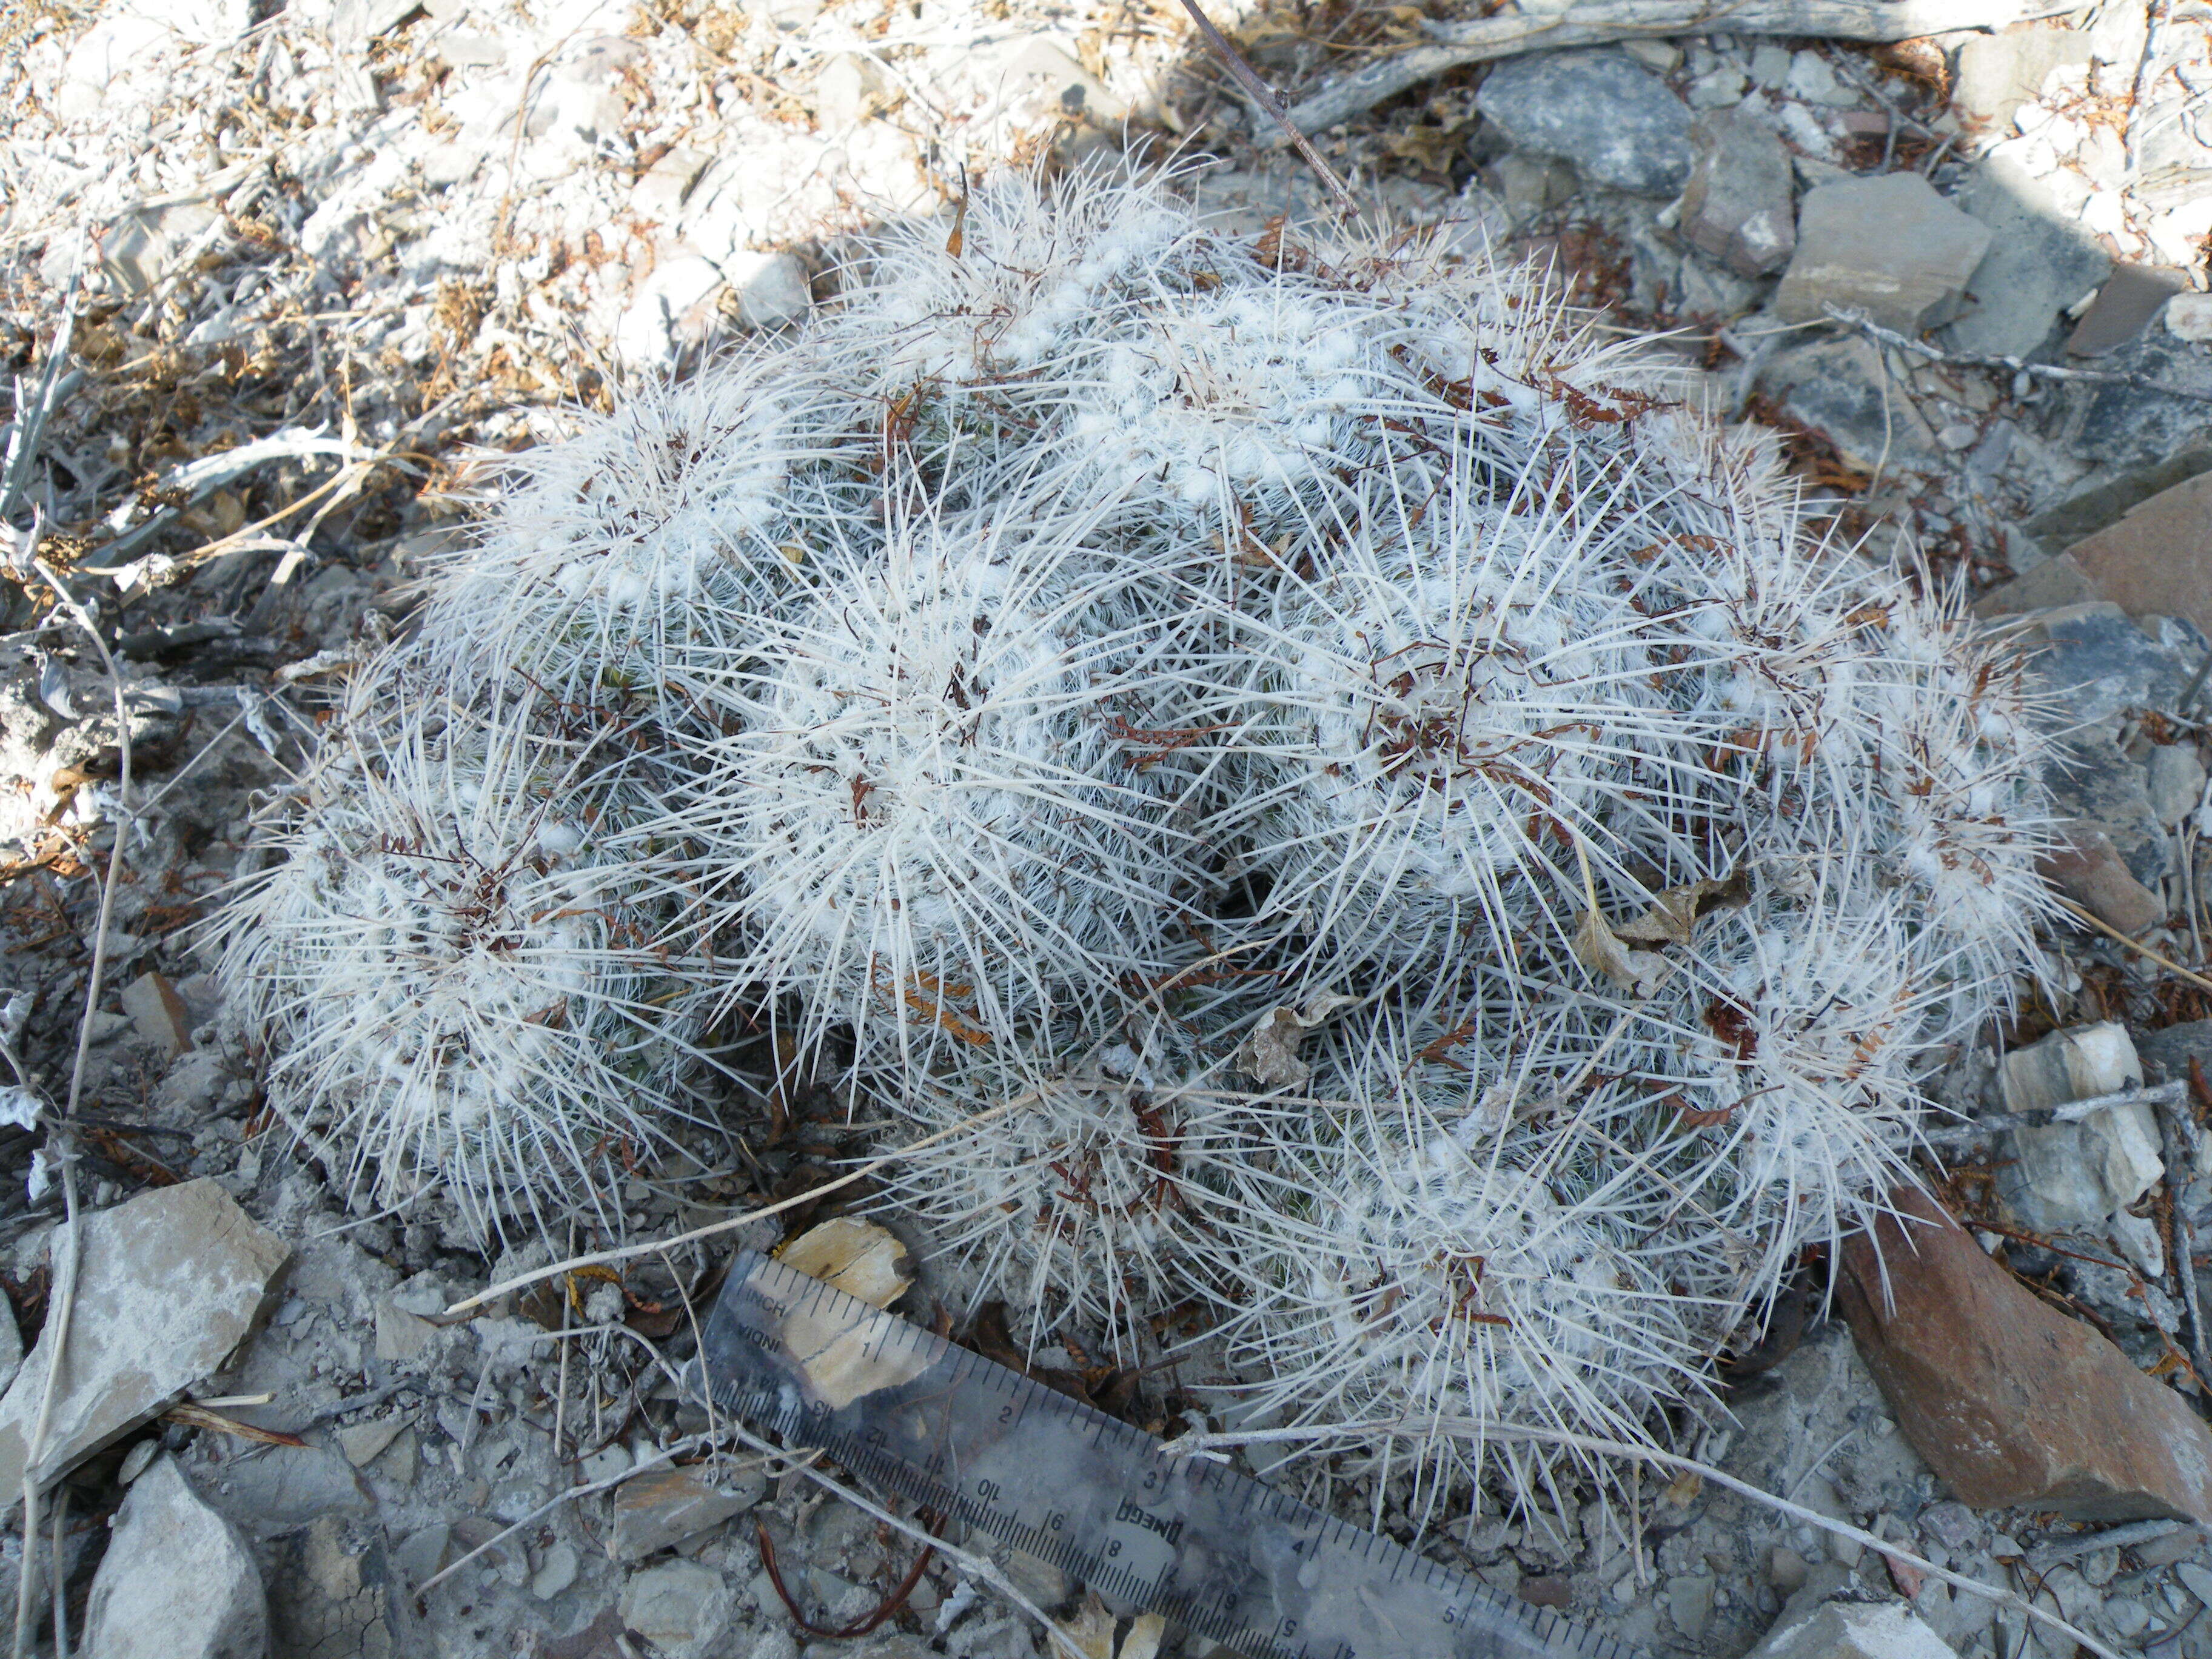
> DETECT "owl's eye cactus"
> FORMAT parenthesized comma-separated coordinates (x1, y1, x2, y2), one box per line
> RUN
(663, 497, 1215, 1065)
(213, 675, 703, 1241)
(212, 155, 2062, 1521)
(1191, 1019, 1719, 1524)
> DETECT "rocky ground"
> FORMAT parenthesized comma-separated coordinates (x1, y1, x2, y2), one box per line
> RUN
(5, 0, 2212, 1655)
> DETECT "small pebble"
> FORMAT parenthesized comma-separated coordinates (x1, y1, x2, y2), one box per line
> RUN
(531, 1542, 579, 1600)
(1937, 423, 1980, 451)
(2106, 1599, 2152, 1638)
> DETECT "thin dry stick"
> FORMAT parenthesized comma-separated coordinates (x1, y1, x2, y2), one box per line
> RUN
(1172, 0, 1358, 216)
(443, 1097, 1022, 1316)
(1823, 303, 2212, 407)
(2057, 896, 2212, 993)
(1161, 1418, 2123, 1659)
(2158, 1098, 2212, 1387)
(1273, 0, 2080, 140)
(47, 1486, 67, 1659)
(15, 560, 135, 1659)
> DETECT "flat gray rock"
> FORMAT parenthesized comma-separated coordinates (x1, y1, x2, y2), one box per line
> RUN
(1775, 173, 1991, 336)
(80, 1455, 269, 1659)
(1950, 152, 2113, 358)
(1475, 50, 1692, 197)
(0, 1180, 289, 1503)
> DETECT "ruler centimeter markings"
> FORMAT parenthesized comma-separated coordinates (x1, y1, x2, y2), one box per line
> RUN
(683, 1250, 1648, 1659)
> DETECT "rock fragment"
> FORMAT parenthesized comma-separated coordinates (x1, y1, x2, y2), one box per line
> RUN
(2039, 827, 2167, 936)
(1997, 1024, 2165, 1273)
(2147, 743, 2208, 830)
(1746, 1597, 1957, 1659)
(2169, 293, 2212, 344)
(1775, 174, 1991, 336)
(618, 1559, 733, 1659)
(1839, 1187, 2212, 1523)
(1474, 51, 1693, 197)
(725, 250, 814, 332)
(2068, 264, 2192, 358)
(1677, 111, 1795, 278)
(0, 1179, 289, 1501)
(1752, 334, 1939, 474)
(119, 970, 194, 1056)
(611, 1464, 768, 1561)
(1953, 24, 2093, 127)
(80, 1455, 269, 1659)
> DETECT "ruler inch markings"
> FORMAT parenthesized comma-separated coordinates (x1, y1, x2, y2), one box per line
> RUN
(692, 1251, 1644, 1659)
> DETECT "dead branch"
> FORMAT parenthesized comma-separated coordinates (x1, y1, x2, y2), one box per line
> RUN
(1272, 0, 2079, 144)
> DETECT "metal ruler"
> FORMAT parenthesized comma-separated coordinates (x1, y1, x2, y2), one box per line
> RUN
(686, 1249, 1647, 1659)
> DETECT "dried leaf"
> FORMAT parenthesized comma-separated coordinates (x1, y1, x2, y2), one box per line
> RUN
(1059, 1595, 1118, 1659)
(1613, 871, 1748, 946)
(1235, 993, 1361, 1090)
(777, 1216, 912, 1311)
(1384, 122, 1467, 173)
(1572, 908, 1669, 996)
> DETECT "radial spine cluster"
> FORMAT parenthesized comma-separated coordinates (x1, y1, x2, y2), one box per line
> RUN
(216, 155, 2055, 1523)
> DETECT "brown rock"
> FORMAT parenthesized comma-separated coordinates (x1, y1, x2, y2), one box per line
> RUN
(2063, 471, 2212, 638)
(2039, 826, 2167, 936)
(2067, 264, 2192, 358)
(1972, 552, 2096, 620)
(1839, 1187, 2212, 1522)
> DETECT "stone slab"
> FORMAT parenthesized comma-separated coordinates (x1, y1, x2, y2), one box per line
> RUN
(2063, 471, 2212, 638)
(0, 1180, 289, 1502)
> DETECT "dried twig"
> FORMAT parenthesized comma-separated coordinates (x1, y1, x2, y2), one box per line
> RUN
(2056, 896, 2212, 993)
(1923, 1080, 2190, 1145)
(14, 556, 133, 1659)
(2157, 1094, 2212, 1390)
(1272, 0, 2077, 142)
(1822, 304, 2212, 407)
(2026, 1518, 2188, 1572)
(1172, 0, 1356, 215)
(756, 1518, 936, 1637)
(719, 1418, 1090, 1659)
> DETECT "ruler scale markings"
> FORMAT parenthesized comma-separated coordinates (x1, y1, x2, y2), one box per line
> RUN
(689, 1251, 1647, 1659)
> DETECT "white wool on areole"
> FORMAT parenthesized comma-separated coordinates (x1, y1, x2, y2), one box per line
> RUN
(1071, 284, 1384, 506)
(822, 155, 1197, 389)
(870, 1022, 1247, 1359)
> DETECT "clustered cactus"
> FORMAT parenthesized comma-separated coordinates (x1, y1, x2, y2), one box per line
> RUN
(215, 156, 2054, 1524)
